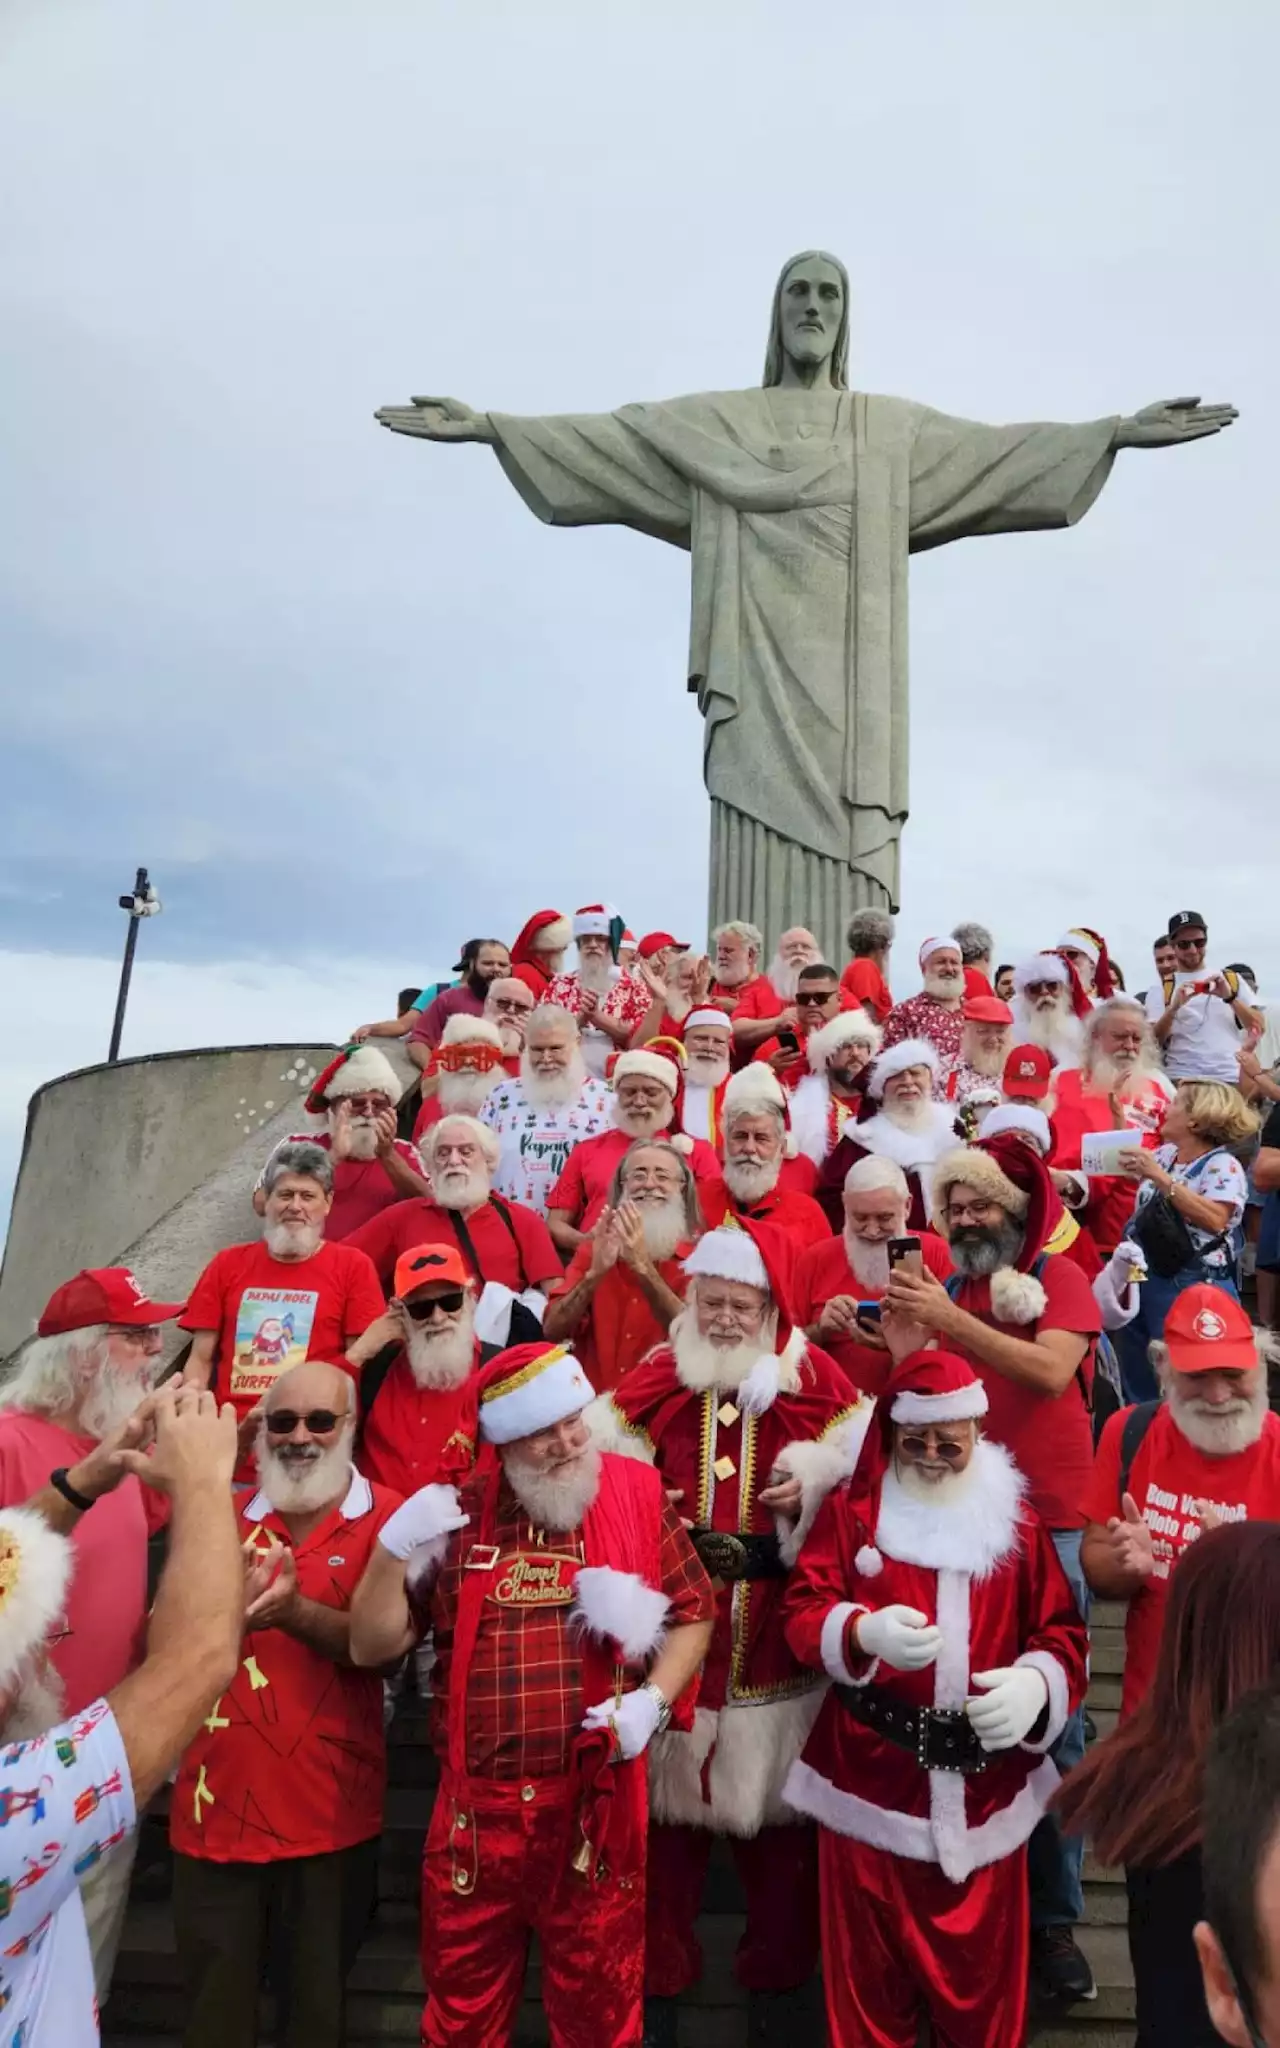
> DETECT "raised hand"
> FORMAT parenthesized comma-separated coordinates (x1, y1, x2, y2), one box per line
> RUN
(1115, 397, 1238, 449)
(589, 1208, 623, 1275)
(375, 396, 497, 444)
(1105, 1492, 1155, 1579)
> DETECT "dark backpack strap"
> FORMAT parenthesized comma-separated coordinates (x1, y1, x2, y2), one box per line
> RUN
(486, 1195, 530, 1292)
(444, 1207, 486, 1283)
(356, 1341, 401, 1432)
(1119, 1400, 1161, 1502)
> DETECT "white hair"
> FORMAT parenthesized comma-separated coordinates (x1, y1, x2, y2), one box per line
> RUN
(424, 1115, 501, 1173)
(843, 1156, 910, 1200)
(712, 920, 764, 956)
(0, 1327, 109, 1418)
(525, 1003, 580, 1043)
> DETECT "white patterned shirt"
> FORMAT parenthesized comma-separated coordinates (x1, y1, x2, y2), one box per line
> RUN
(479, 1079, 613, 1215)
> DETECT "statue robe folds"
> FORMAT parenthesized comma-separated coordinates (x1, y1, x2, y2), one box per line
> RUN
(490, 392, 1118, 935)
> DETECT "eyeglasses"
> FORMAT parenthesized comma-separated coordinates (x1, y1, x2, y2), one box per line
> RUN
(897, 1436, 969, 1463)
(404, 1291, 466, 1319)
(265, 1409, 343, 1435)
(946, 1200, 1003, 1225)
(107, 1324, 162, 1346)
(490, 997, 533, 1015)
(341, 1095, 390, 1115)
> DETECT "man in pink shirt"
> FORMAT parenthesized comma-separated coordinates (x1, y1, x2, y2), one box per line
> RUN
(0, 1265, 183, 1998)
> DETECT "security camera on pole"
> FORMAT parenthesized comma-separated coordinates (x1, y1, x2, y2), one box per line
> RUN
(107, 866, 161, 1064)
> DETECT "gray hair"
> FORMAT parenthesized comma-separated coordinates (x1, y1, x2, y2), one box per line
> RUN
(525, 1003, 579, 1043)
(723, 1096, 785, 1137)
(843, 1156, 910, 1201)
(263, 1141, 333, 1196)
(762, 250, 850, 389)
(610, 1140, 702, 1239)
(425, 1114, 501, 1173)
(846, 909, 895, 957)
(0, 1326, 109, 1418)
(711, 920, 764, 960)
(952, 922, 994, 965)
(1083, 995, 1158, 1067)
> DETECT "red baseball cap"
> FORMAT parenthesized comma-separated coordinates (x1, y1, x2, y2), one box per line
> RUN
(1002, 1044, 1053, 1098)
(392, 1243, 471, 1299)
(964, 996, 1014, 1026)
(636, 931, 689, 960)
(1162, 1284, 1257, 1371)
(37, 1268, 184, 1337)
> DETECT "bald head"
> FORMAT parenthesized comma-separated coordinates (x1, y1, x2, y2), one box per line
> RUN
(257, 1360, 355, 1517)
(265, 1359, 353, 1421)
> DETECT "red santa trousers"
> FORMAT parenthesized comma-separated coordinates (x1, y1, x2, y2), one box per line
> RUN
(818, 1831, 1029, 2048)
(645, 1819, 819, 1998)
(420, 1772, 644, 2047)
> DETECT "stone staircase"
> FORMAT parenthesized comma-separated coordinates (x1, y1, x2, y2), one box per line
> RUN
(101, 1602, 1135, 2046)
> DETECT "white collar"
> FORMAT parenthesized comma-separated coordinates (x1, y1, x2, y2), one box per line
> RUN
(242, 1468, 373, 1524)
(854, 1103, 956, 1172)
(874, 1439, 1025, 1577)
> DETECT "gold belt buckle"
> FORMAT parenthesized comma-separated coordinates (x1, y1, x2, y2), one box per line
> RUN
(465, 1543, 500, 1571)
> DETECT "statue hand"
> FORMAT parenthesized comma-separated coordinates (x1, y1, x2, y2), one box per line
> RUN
(374, 396, 496, 444)
(1115, 396, 1238, 449)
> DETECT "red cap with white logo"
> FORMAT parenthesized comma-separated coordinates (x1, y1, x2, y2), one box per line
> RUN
(37, 1268, 184, 1337)
(1162, 1284, 1257, 1372)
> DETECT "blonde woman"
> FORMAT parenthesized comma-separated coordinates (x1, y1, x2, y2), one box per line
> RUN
(1115, 1081, 1259, 1399)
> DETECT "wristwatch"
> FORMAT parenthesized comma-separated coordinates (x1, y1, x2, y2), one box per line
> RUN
(640, 1682, 673, 1733)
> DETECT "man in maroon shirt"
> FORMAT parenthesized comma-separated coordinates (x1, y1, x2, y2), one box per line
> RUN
(407, 939, 512, 1065)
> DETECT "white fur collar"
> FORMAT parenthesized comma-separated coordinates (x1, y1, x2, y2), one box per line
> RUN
(854, 1104, 957, 1173)
(873, 1440, 1026, 1579)
(674, 1325, 806, 1413)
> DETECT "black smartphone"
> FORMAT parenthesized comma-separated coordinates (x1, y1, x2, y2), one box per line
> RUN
(887, 1235, 923, 1276)
(854, 1301, 882, 1327)
(776, 1029, 800, 1054)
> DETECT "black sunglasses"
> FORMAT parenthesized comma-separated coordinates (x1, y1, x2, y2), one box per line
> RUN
(897, 1435, 968, 1464)
(1173, 934, 1206, 948)
(404, 1290, 466, 1319)
(265, 1409, 343, 1435)
(796, 989, 838, 1006)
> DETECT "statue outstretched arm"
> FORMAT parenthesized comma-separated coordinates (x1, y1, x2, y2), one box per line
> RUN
(1113, 396, 1238, 449)
(375, 396, 497, 444)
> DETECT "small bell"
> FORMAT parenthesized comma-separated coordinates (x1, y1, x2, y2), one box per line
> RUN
(571, 1829, 595, 1877)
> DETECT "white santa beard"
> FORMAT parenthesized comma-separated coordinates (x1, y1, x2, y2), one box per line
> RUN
(767, 955, 801, 1001)
(922, 971, 965, 1001)
(404, 1306, 476, 1389)
(614, 1103, 673, 1140)
(962, 1043, 1006, 1080)
(723, 1156, 782, 1203)
(686, 1051, 731, 1088)
(578, 957, 613, 996)
(892, 1454, 980, 1503)
(80, 1360, 159, 1440)
(256, 1428, 356, 1514)
(1014, 999, 1081, 1062)
(671, 1313, 778, 1393)
(636, 1199, 688, 1263)
(333, 1114, 380, 1160)
(1089, 1052, 1162, 1094)
(713, 962, 750, 989)
(844, 1235, 891, 1289)
(1168, 1382, 1267, 1457)
(265, 1219, 324, 1260)
(431, 1168, 491, 1212)
(521, 1055, 589, 1109)
(502, 1443, 602, 1532)
(3, 1656, 66, 1741)
(438, 1070, 498, 1116)
(878, 1096, 934, 1133)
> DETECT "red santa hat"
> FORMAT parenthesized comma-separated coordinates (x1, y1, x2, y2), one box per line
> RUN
(609, 1043, 694, 1154)
(849, 1349, 987, 1577)
(510, 909, 572, 965)
(806, 1009, 883, 1074)
(0, 1507, 74, 1687)
(1057, 926, 1117, 1000)
(476, 1342, 595, 1446)
(573, 903, 618, 939)
(305, 1044, 404, 1114)
(680, 1216, 802, 1412)
(978, 1103, 1052, 1155)
(721, 1062, 798, 1156)
(864, 1037, 939, 1102)
(930, 1134, 1059, 1324)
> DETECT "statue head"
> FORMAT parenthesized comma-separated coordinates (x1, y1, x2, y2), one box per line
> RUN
(762, 250, 850, 389)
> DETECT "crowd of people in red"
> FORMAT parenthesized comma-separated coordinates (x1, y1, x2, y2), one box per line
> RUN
(2, 900, 1280, 2047)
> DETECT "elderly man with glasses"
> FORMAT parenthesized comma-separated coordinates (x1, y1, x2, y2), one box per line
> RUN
(544, 1051, 722, 1258)
(257, 1044, 431, 1241)
(1146, 910, 1262, 1084)
(170, 1358, 400, 2048)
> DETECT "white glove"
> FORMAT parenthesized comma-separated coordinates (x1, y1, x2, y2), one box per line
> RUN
(965, 1665, 1048, 1751)
(1108, 1240, 1148, 1288)
(854, 1604, 942, 1672)
(582, 1687, 663, 1760)
(377, 1483, 468, 1561)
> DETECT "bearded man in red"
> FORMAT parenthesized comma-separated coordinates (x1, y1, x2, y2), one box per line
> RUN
(509, 909, 573, 998)
(1050, 995, 1174, 1252)
(588, 1219, 871, 2042)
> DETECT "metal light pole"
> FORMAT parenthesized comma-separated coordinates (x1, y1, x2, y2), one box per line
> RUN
(107, 866, 162, 1064)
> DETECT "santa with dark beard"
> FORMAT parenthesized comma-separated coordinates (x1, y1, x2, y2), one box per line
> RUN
(782, 1346, 1088, 2048)
(351, 1244, 501, 1498)
(1050, 995, 1175, 1253)
(258, 1044, 430, 1240)
(412, 1015, 511, 1142)
(587, 1219, 871, 2041)
(818, 1041, 960, 1233)
(790, 1008, 883, 1167)
(349, 1341, 715, 2048)
(1010, 953, 1088, 1070)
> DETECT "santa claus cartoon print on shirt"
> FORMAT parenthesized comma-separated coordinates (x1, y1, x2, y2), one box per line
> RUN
(230, 1289, 318, 1400)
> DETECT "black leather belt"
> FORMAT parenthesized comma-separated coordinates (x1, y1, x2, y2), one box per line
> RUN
(836, 1684, 987, 1775)
(689, 1528, 786, 1581)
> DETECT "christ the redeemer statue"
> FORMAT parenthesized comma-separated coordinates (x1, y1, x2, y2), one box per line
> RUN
(377, 250, 1235, 947)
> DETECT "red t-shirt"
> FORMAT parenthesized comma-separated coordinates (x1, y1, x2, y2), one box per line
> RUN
(547, 1129, 723, 1232)
(1083, 1407, 1280, 1716)
(258, 1132, 426, 1242)
(730, 978, 785, 1023)
(171, 1475, 400, 1861)
(550, 1243, 693, 1393)
(179, 1239, 385, 1425)
(345, 1195, 562, 1295)
(793, 1233, 953, 1395)
(698, 1180, 832, 1256)
(950, 1254, 1101, 1529)
(840, 958, 893, 1022)
(358, 1349, 480, 1498)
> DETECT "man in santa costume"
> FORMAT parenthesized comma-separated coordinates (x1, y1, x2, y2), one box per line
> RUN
(349, 1243, 495, 1497)
(257, 1043, 430, 1240)
(545, 1050, 721, 1257)
(790, 1009, 883, 1168)
(544, 905, 650, 1078)
(699, 1065, 831, 1262)
(782, 1346, 1088, 2048)
(412, 1014, 511, 1142)
(1050, 995, 1173, 1254)
(881, 938, 967, 1068)
(969, 1106, 1103, 1282)
(509, 908, 574, 998)
(677, 1007, 735, 1145)
(944, 996, 1015, 1110)
(1055, 926, 1117, 1002)
(349, 1341, 715, 2048)
(818, 1041, 959, 1232)
(1010, 954, 1088, 1069)
(589, 1219, 871, 2042)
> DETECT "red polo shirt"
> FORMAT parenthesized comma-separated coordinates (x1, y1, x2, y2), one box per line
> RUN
(345, 1195, 562, 1296)
(547, 1129, 723, 1233)
(170, 1473, 400, 1862)
(550, 1243, 694, 1393)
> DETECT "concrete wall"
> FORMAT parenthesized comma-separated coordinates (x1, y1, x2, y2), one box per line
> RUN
(0, 1044, 337, 1356)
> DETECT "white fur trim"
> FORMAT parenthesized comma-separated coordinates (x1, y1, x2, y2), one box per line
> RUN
(534, 917, 572, 953)
(789, 1073, 832, 1164)
(670, 1133, 695, 1156)
(737, 1351, 783, 1417)
(440, 1013, 504, 1052)
(874, 1442, 1027, 1579)
(324, 1044, 404, 1106)
(989, 1267, 1049, 1326)
(612, 1049, 679, 1094)
(583, 1394, 656, 1464)
(682, 1228, 769, 1293)
(571, 1566, 669, 1662)
(866, 1039, 940, 1100)
(1013, 954, 1068, 993)
(850, 1104, 957, 1172)
(1015, 1650, 1070, 1752)
(819, 1602, 864, 1685)
(979, 1105, 1051, 1153)
(1093, 1263, 1140, 1333)
(724, 1064, 786, 1112)
(891, 1383, 988, 1425)
(774, 1406, 875, 1565)
(0, 1507, 73, 1687)
(1057, 930, 1099, 964)
(648, 1691, 825, 1836)
(478, 1348, 594, 1445)
(807, 1011, 882, 1075)
(574, 908, 614, 938)
(917, 937, 953, 969)
(854, 1544, 884, 1578)
(685, 1007, 732, 1034)
(783, 1755, 1060, 1876)
(932, 1567, 971, 1712)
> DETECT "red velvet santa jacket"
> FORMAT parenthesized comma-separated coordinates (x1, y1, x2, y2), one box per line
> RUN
(589, 1337, 872, 1836)
(782, 1441, 1087, 1882)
